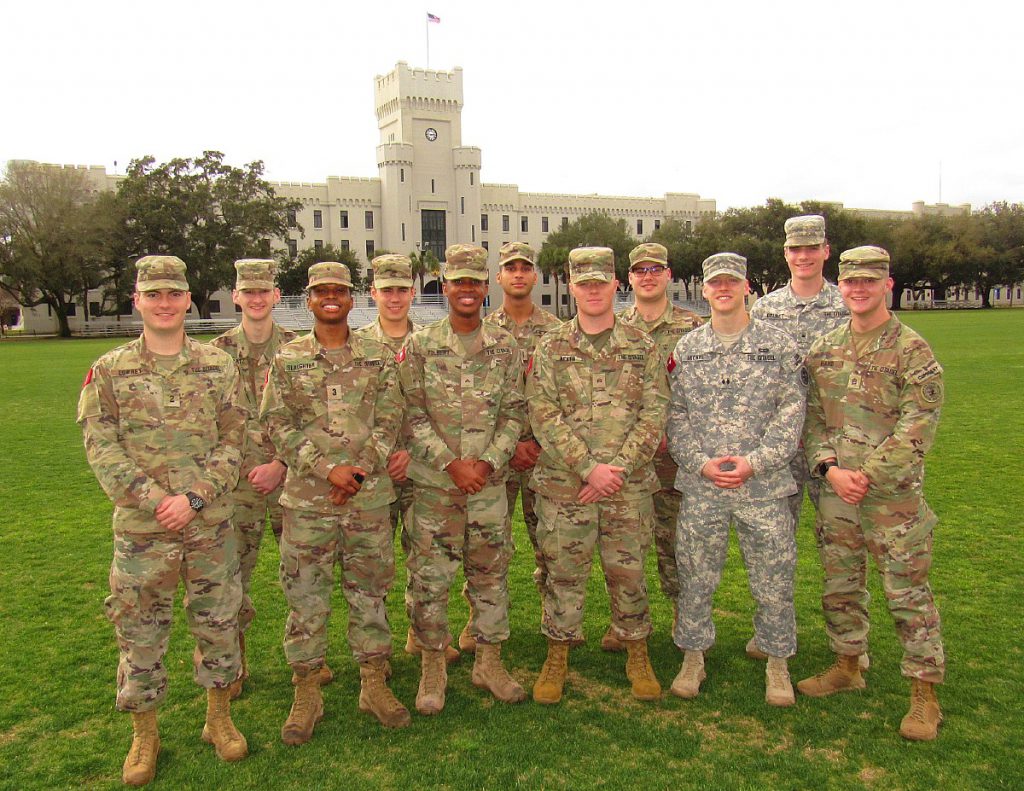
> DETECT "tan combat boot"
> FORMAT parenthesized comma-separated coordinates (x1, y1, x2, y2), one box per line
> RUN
(201, 687, 248, 761)
(533, 639, 570, 704)
(670, 650, 706, 699)
(900, 678, 943, 741)
(765, 656, 795, 707)
(405, 627, 461, 664)
(122, 710, 160, 787)
(796, 654, 866, 698)
(459, 590, 477, 653)
(748, 637, 870, 670)
(290, 661, 335, 686)
(416, 649, 448, 715)
(358, 658, 411, 728)
(624, 639, 662, 701)
(600, 626, 625, 653)
(281, 669, 324, 745)
(472, 643, 527, 703)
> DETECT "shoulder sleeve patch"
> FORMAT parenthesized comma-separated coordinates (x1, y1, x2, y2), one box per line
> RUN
(917, 378, 943, 407)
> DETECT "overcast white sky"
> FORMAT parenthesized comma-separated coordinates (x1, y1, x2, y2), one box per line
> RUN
(4, 0, 1022, 211)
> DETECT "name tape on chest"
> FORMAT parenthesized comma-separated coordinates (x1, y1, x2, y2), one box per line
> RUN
(285, 361, 317, 372)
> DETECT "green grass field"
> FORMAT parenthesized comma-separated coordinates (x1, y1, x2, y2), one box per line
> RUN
(1, 311, 1021, 791)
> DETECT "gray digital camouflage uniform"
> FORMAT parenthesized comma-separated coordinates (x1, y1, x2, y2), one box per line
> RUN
(211, 321, 296, 633)
(397, 317, 524, 650)
(667, 319, 805, 658)
(804, 314, 945, 682)
(260, 330, 403, 670)
(78, 335, 248, 711)
(619, 301, 703, 599)
(483, 303, 562, 587)
(527, 317, 668, 644)
(751, 282, 848, 527)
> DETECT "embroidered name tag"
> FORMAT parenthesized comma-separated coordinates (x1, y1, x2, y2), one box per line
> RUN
(557, 355, 583, 363)
(114, 368, 144, 376)
(190, 365, 221, 374)
(427, 349, 454, 357)
(616, 353, 645, 362)
(864, 364, 898, 375)
(285, 361, 317, 372)
(684, 353, 712, 362)
(354, 359, 384, 368)
(485, 347, 513, 357)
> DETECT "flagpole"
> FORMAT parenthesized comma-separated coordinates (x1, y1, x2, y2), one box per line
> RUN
(426, 16, 430, 68)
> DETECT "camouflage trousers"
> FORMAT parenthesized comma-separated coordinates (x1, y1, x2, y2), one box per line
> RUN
(786, 451, 822, 532)
(508, 469, 544, 588)
(389, 478, 414, 556)
(535, 494, 654, 645)
(406, 483, 511, 650)
(674, 496, 797, 657)
(280, 505, 395, 670)
(653, 487, 683, 600)
(105, 519, 242, 712)
(815, 489, 945, 683)
(231, 478, 284, 634)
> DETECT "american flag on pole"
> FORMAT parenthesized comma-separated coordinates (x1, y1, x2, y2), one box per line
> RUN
(427, 12, 440, 23)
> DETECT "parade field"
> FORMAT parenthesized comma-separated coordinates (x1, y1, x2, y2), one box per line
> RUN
(1, 310, 1021, 791)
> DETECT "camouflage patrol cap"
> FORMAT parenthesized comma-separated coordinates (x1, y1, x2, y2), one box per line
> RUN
(498, 242, 536, 267)
(784, 215, 827, 247)
(702, 252, 747, 283)
(234, 258, 277, 290)
(569, 247, 615, 284)
(838, 246, 890, 281)
(444, 244, 489, 281)
(135, 255, 189, 292)
(629, 242, 669, 270)
(371, 254, 413, 288)
(306, 261, 353, 290)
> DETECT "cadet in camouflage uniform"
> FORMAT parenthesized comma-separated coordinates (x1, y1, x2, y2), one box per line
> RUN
(261, 261, 410, 737)
(604, 242, 703, 652)
(397, 243, 528, 715)
(463, 241, 562, 653)
(746, 215, 850, 665)
(78, 256, 249, 786)
(528, 247, 668, 705)
(211, 259, 299, 697)
(667, 253, 805, 708)
(797, 246, 946, 742)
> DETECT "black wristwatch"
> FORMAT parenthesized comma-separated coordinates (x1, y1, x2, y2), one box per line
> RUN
(815, 460, 839, 478)
(186, 492, 206, 512)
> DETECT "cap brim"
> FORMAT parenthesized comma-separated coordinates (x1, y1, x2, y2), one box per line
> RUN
(373, 277, 414, 289)
(235, 280, 276, 291)
(571, 273, 613, 284)
(137, 279, 189, 292)
(702, 269, 745, 284)
(499, 256, 535, 267)
(444, 269, 488, 281)
(305, 278, 352, 290)
(785, 236, 825, 247)
(629, 257, 665, 269)
(838, 268, 886, 281)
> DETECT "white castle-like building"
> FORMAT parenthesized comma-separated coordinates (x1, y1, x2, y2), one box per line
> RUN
(15, 61, 1011, 334)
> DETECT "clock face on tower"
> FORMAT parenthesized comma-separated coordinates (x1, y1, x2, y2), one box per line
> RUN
(425, 127, 438, 142)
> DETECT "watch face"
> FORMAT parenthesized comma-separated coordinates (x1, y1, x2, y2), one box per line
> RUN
(425, 127, 438, 142)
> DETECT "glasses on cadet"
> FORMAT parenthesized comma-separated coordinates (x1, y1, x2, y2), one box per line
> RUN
(630, 265, 668, 276)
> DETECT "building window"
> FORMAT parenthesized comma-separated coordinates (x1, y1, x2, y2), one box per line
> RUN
(543, 273, 550, 285)
(208, 300, 221, 313)
(287, 239, 298, 259)
(365, 210, 374, 229)
(472, 224, 476, 243)
(461, 197, 465, 215)
(561, 217, 568, 229)
(502, 215, 510, 232)
(287, 209, 297, 228)
(542, 216, 549, 233)
(470, 172, 475, 185)
(637, 219, 643, 235)
(313, 210, 323, 229)
(542, 294, 552, 306)
(561, 294, 568, 305)
(685, 220, 692, 231)
(340, 210, 349, 229)
(481, 214, 489, 232)
(400, 168, 405, 183)
(340, 240, 349, 251)
(431, 179, 435, 194)
(314, 240, 323, 252)
(402, 222, 406, 242)
(521, 216, 528, 233)
(366, 240, 375, 259)
(654, 219, 661, 230)
(482, 241, 488, 251)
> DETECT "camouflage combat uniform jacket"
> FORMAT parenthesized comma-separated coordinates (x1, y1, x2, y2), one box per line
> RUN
(397, 317, 525, 493)
(527, 317, 669, 502)
(484, 304, 562, 447)
(211, 322, 296, 477)
(260, 330, 402, 513)
(619, 301, 704, 486)
(804, 314, 943, 496)
(77, 334, 248, 533)
(667, 319, 805, 500)
(750, 282, 848, 358)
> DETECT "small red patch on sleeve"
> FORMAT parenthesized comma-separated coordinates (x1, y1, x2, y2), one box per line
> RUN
(667, 354, 676, 374)
(525, 355, 534, 376)
(82, 367, 94, 388)
(265, 369, 271, 386)
(395, 347, 406, 364)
